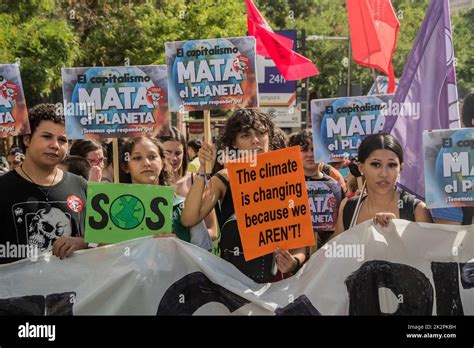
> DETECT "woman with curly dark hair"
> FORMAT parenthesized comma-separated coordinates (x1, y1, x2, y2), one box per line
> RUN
(182, 109, 306, 283)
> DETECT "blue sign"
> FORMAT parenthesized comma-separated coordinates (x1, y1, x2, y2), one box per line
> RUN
(257, 30, 297, 94)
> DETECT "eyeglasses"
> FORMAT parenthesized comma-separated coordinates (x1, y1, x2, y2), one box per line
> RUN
(86, 157, 106, 167)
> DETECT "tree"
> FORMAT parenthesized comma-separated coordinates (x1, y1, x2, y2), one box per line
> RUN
(453, 8, 474, 96)
(0, 0, 471, 105)
(0, 0, 79, 106)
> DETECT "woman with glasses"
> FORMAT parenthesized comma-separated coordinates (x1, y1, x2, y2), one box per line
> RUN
(69, 139, 106, 182)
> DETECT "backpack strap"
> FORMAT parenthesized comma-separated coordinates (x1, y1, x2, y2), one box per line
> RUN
(222, 213, 237, 230)
(214, 172, 230, 188)
(343, 198, 360, 231)
(213, 173, 230, 223)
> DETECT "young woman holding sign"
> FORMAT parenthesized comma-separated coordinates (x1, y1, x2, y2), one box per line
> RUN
(181, 109, 306, 283)
(334, 134, 432, 235)
(119, 136, 211, 249)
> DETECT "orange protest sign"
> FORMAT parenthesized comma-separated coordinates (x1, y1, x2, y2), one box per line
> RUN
(226, 146, 315, 261)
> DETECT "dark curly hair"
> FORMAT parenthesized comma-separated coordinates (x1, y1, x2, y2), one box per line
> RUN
(272, 127, 289, 149)
(119, 137, 172, 186)
(219, 109, 274, 150)
(288, 129, 312, 151)
(20, 103, 65, 152)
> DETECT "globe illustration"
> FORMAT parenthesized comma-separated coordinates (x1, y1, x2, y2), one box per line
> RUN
(320, 97, 383, 158)
(171, 39, 241, 105)
(434, 130, 474, 201)
(110, 195, 145, 230)
(70, 67, 155, 134)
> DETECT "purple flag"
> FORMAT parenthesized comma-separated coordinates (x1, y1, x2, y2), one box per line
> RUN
(382, 0, 460, 199)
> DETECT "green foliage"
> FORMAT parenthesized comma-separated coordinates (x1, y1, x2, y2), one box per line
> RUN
(0, 0, 471, 105)
(453, 9, 474, 95)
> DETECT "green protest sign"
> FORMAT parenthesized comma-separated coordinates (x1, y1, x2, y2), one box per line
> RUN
(84, 183, 174, 243)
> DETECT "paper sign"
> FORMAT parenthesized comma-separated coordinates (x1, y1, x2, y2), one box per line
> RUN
(306, 180, 343, 232)
(62, 65, 170, 139)
(423, 128, 474, 208)
(311, 95, 394, 162)
(165, 36, 258, 112)
(0, 64, 30, 138)
(85, 183, 173, 243)
(226, 146, 315, 261)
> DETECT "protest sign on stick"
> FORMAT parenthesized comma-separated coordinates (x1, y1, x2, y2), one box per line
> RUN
(165, 36, 258, 112)
(165, 36, 258, 172)
(306, 181, 343, 233)
(311, 95, 394, 162)
(423, 128, 474, 208)
(0, 64, 29, 138)
(227, 146, 315, 261)
(84, 183, 173, 243)
(61, 65, 170, 140)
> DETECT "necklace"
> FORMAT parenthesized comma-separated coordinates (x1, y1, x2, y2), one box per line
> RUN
(20, 164, 58, 206)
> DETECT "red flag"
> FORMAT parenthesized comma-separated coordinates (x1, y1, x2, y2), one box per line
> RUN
(246, 0, 319, 80)
(346, 0, 399, 93)
(245, 0, 293, 57)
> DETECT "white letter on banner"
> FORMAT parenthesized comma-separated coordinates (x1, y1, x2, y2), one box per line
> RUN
(177, 61, 195, 83)
(443, 152, 469, 177)
(78, 88, 101, 110)
(326, 117, 347, 137)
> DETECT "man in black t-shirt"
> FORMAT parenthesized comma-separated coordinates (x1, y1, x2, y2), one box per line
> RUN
(0, 104, 88, 264)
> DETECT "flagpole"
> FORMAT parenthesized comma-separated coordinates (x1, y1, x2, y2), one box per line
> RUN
(371, 68, 380, 94)
(347, 37, 352, 97)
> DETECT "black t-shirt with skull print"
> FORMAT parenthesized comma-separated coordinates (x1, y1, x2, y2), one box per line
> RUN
(0, 169, 87, 264)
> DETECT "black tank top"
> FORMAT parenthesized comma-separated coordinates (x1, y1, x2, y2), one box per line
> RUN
(214, 173, 275, 283)
(462, 207, 474, 225)
(342, 188, 421, 231)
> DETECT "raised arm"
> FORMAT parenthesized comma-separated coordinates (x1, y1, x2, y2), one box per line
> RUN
(181, 143, 225, 227)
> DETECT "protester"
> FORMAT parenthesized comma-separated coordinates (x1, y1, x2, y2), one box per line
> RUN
(286, 129, 347, 192)
(119, 136, 211, 249)
(334, 133, 433, 236)
(158, 129, 217, 245)
(289, 130, 344, 252)
(182, 109, 306, 283)
(59, 155, 91, 181)
(186, 138, 202, 173)
(6, 146, 25, 170)
(272, 127, 289, 149)
(431, 89, 474, 225)
(0, 103, 88, 264)
(69, 139, 106, 182)
(158, 127, 187, 181)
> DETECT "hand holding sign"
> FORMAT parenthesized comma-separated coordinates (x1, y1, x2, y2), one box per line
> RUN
(227, 146, 315, 261)
(85, 183, 173, 244)
(198, 142, 216, 173)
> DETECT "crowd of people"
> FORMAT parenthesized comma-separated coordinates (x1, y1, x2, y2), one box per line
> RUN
(0, 89, 473, 284)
